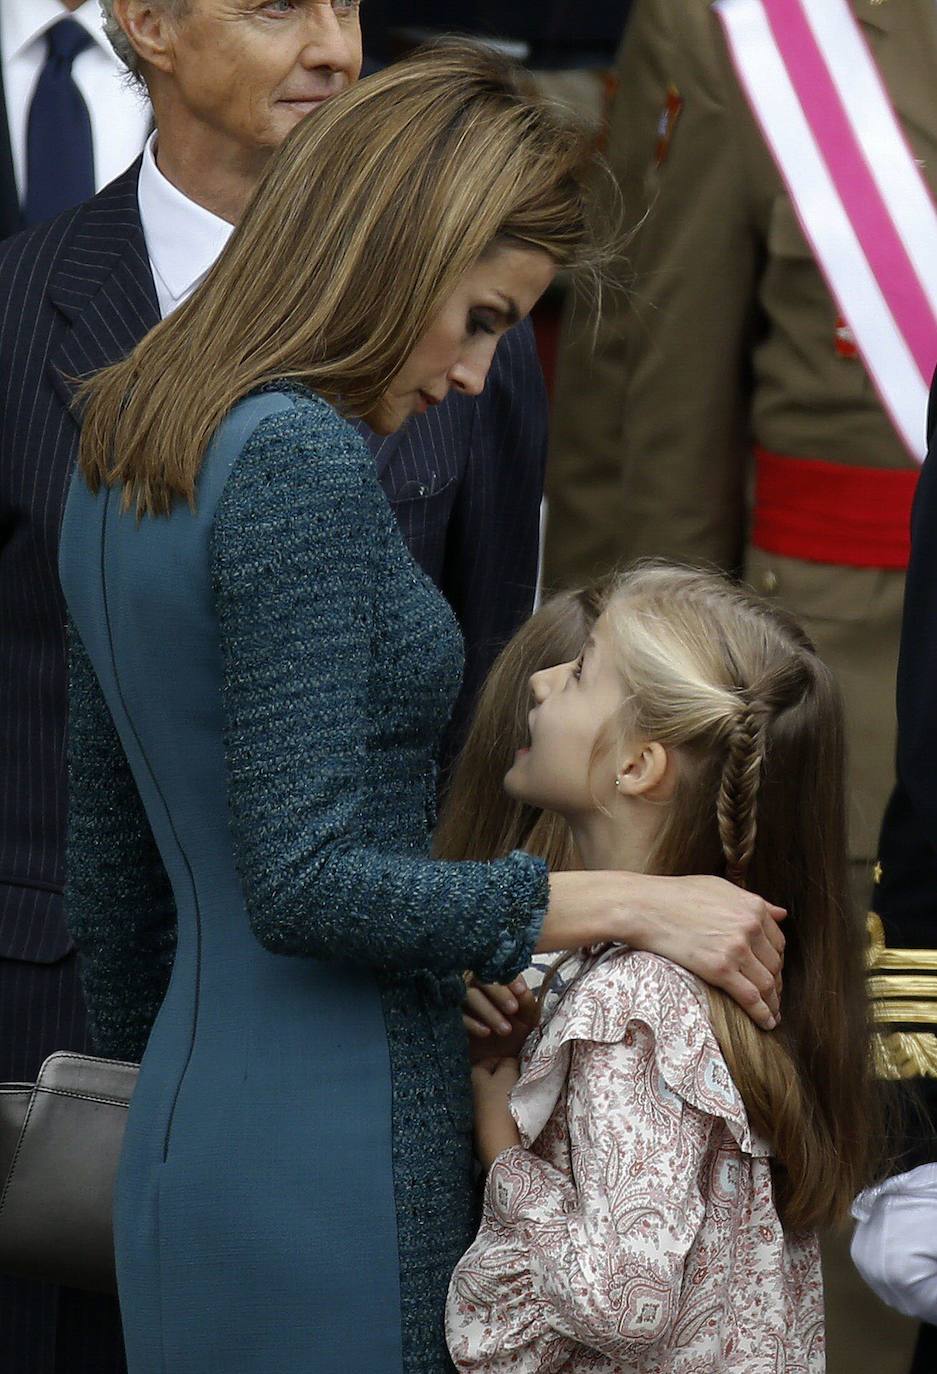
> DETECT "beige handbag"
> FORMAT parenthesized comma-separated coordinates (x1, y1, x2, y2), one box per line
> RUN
(0, 1051, 138, 1294)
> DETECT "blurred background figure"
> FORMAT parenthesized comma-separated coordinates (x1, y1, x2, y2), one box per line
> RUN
(542, 0, 937, 1371)
(0, 0, 150, 240)
(362, 0, 625, 69)
(0, 5, 148, 1369)
(866, 379, 937, 1374)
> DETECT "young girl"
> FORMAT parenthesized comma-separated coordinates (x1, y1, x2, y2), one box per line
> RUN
(445, 563, 881, 1372)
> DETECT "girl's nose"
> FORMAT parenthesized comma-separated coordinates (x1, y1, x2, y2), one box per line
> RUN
(530, 660, 572, 702)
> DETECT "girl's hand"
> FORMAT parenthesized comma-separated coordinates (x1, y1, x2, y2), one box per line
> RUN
(471, 1057, 522, 1170)
(463, 974, 541, 1063)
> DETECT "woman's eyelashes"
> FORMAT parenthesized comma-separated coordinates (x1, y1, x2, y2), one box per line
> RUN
(570, 652, 585, 683)
(468, 309, 499, 337)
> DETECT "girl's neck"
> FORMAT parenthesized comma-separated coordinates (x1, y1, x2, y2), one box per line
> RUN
(568, 809, 655, 876)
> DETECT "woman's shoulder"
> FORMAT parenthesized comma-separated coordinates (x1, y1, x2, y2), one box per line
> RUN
(204, 385, 395, 605)
(209, 383, 384, 535)
(231, 382, 372, 475)
(518, 949, 764, 1153)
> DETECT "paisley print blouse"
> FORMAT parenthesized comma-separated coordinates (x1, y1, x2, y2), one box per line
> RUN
(446, 949, 824, 1372)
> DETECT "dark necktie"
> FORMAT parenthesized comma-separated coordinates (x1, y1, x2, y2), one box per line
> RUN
(23, 18, 95, 226)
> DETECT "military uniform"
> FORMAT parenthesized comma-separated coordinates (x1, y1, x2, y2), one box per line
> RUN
(544, 1, 937, 1368)
(545, 0, 937, 912)
(871, 382, 937, 1373)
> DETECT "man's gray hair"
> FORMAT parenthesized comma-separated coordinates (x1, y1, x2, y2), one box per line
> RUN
(98, 1, 186, 86)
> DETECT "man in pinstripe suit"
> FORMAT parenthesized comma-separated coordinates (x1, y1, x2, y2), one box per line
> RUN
(0, 3, 548, 1370)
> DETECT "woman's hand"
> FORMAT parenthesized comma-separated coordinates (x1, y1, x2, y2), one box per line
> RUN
(463, 974, 541, 1063)
(539, 871, 785, 1031)
(471, 1057, 522, 1171)
(628, 874, 785, 1028)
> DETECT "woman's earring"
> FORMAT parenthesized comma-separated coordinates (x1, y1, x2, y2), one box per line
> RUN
(614, 777, 621, 789)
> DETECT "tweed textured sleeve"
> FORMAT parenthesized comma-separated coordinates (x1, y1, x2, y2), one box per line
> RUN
(64, 624, 177, 1061)
(211, 402, 548, 982)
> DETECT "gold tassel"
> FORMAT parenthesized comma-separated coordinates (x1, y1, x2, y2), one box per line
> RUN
(867, 914, 937, 1077)
(874, 1030, 937, 1080)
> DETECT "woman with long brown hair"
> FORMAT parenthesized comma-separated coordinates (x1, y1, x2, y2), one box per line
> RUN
(447, 564, 882, 1371)
(60, 46, 784, 1374)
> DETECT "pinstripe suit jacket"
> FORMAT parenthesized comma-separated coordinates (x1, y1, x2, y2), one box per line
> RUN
(0, 160, 547, 968)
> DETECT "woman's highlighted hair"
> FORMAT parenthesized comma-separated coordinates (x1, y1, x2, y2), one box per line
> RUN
(77, 41, 614, 518)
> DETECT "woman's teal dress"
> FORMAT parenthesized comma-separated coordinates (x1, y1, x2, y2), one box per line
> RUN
(58, 386, 548, 1374)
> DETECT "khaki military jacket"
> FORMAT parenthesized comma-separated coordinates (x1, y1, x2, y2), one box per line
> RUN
(545, 0, 937, 865)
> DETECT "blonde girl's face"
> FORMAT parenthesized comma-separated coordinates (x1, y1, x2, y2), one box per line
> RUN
(504, 609, 626, 819)
(363, 245, 556, 436)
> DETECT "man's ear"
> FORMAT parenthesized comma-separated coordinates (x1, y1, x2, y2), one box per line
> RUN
(616, 742, 674, 799)
(113, 1, 178, 77)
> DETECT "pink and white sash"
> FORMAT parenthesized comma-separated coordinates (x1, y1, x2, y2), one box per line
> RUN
(715, 0, 937, 461)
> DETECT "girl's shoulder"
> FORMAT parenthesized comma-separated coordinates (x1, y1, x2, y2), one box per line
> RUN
(517, 949, 768, 1156)
(535, 946, 713, 1055)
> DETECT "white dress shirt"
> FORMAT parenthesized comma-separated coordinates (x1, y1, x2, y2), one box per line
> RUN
(851, 1162, 937, 1324)
(1, 0, 151, 202)
(137, 132, 233, 320)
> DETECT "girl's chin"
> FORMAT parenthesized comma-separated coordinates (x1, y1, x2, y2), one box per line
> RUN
(502, 762, 525, 800)
(503, 756, 537, 805)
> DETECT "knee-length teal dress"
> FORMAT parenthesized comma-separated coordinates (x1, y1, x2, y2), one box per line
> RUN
(58, 386, 548, 1374)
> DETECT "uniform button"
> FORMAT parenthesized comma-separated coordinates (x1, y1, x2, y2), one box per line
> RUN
(761, 569, 779, 594)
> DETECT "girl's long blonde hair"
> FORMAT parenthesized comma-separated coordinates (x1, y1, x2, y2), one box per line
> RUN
(78, 41, 611, 518)
(596, 563, 880, 1231)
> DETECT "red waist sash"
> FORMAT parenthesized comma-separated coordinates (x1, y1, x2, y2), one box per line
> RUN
(752, 446, 919, 570)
